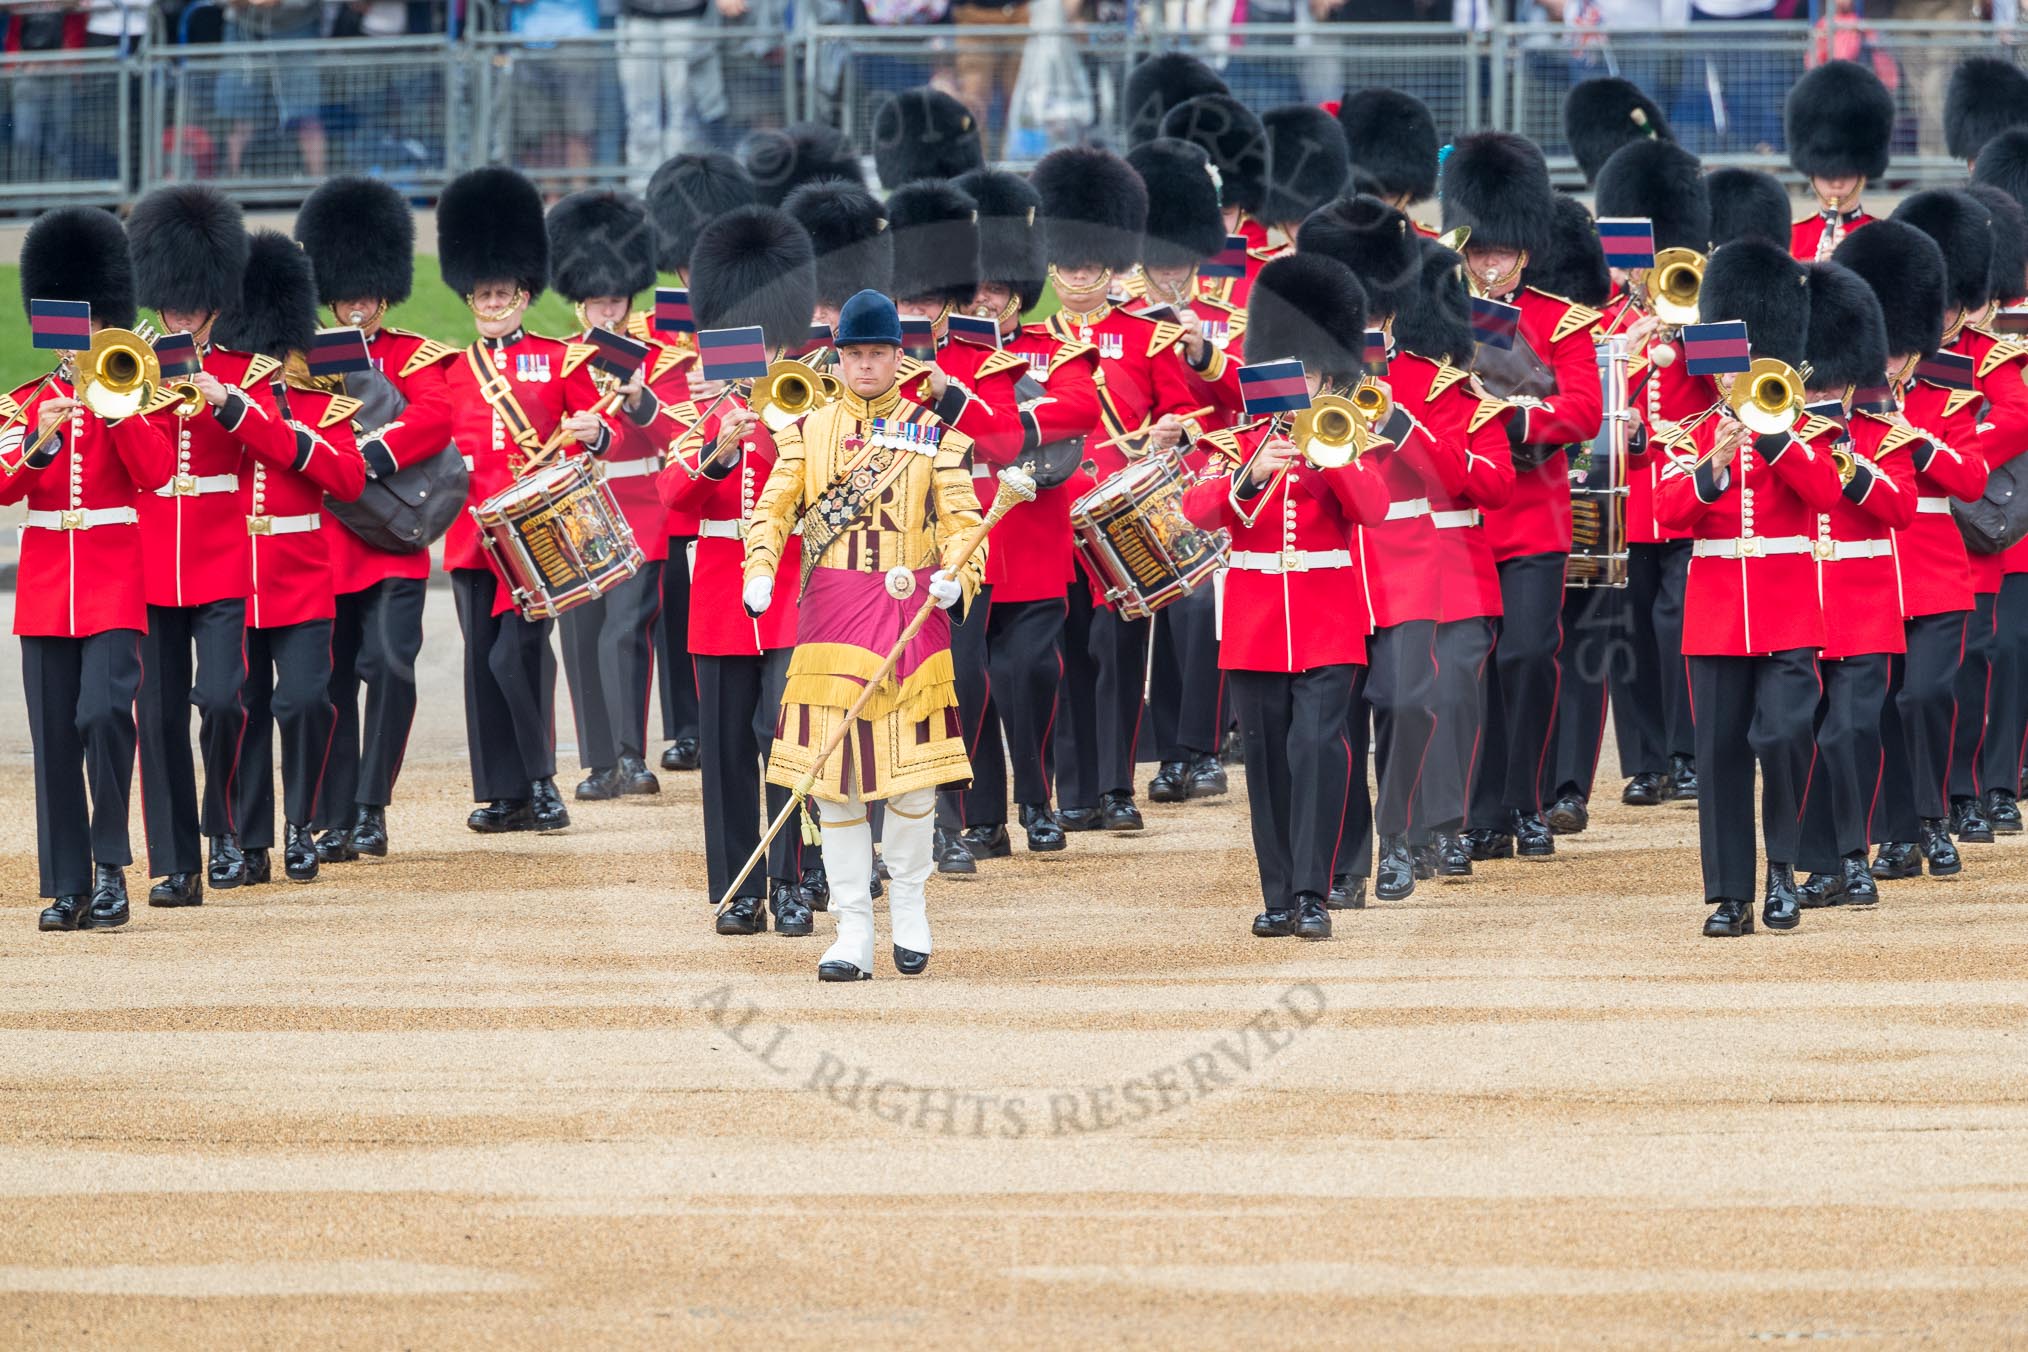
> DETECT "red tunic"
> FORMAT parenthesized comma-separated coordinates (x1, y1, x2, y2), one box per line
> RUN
(1790, 210, 1875, 263)
(327, 328, 457, 595)
(1481, 287, 1606, 563)
(1896, 379, 1986, 617)
(1043, 303, 1201, 483)
(1420, 375, 1515, 622)
(1813, 410, 1918, 660)
(242, 383, 368, 630)
(1625, 338, 1714, 546)
(1349, 355, 1473, 629)
(986, 326, 1101, 604)
(574, 329, 695, 564)
(1956, 326, 2028, 586)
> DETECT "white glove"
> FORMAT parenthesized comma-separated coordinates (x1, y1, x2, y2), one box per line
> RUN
(742, 575, 774, 616)
(928, 570, 962, 610)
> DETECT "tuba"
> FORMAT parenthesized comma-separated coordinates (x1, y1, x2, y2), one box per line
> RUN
(1643, 248, 1704, 327)
(751, 358, 834, 432)
(1728, 357, 1808, 436)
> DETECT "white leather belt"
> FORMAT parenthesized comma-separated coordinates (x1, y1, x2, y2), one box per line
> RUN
(1228, 548, 1353, 573)
(155, 473, 239, 497)
(698, 519, 744, 540)
(246, 513, 322, 536)
(603, 457, 660, 480)
(1917, 496, 1953, 515)
(1431, 508, 1481, 529)
(1817, 538, 1894, 561)
(1383, 497, 1432, 522)
(1692, 536, 1811, 559)
(23, 506, 138, 531)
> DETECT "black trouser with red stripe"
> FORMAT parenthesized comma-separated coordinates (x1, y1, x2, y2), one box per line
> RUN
(1229, 663, 1357, 911)
(234, 619, 336, 850)
(695, 649, 806, 904)
(1468, 552, 1566, 830)
(1051, 572, 1103, 813)
(656, 534, 700, 745)
(452, 568, 557, 802)
(1338, 619, 1437, 879)
(561, 561, 663, 770)
(24, 630, 142, 897)
(1947, 589, 1998, 803)
(1148, 587, 1225, 766)
(1542, 581, 1623, 807)
(1875, 611, 1968, 842)
(317, 576, 426, 830)
(1609, 540, 1694, 779)
(1416, 617, 1497, 839)
(137, 598, 246, 875)
(946, 592, 1068, 829)
(1798, 653, 1890, 875)
(1688, 648, 1820, 902)
(1983, 572, 2028, 798)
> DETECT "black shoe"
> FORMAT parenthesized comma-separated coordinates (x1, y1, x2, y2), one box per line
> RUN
(349, 804, 388, 858)
(468, 799, 534, 834)
(1621, 773, 1666, 808)
(1186, 754, 1228, 799)
(1021, 802, 1067, 852)
(1376, 835, 1416, 901)
(819, 960, 872, 982)
(1762, 863, 1801, 931)
(574, 766, 621, 802)
(1949, 795, 1994, 844)
(1465, 828, 1513, 861)
(85, 864, 129, 930)
(934, 826, 977, 876)
(38, 895, 88, 932)
(1703, 898, 1754, 937)
(1837, 855, 1879, 906)
(770, 881, 814, 936)
(1984, 787, 2023, 835)
(1252, 907, 1300, 937)
(1433, 832, 1473, 877)
(1099, 791, 1144, 832)
(1327, 874, 1366, 910)
(531, 778, 571, 832)
(207, 834, 249, 889)
(1055, 807, 1104, 832)
(799, 866, 829, 912)
(961, 823, 1012, 860)
(1295, 895, 1332, 940)
(1669, 754, 1699, 802)
(240, 847, 273, 886)
(661, 737, 700, 772)
(1512, 812, 1556, 858)
(147, 872, 203, 908)
(1919, 818, 1963, 876)
(616, 754, 661, 796)
(1147, 759, 1189, 804)
(1547, 793, 1590, 833)
(1797, 870, 1844, 909)
(1410, 842, 1437, 881)
(284, 824, 319, 883)
(314, 827, 358, 864)
(1872, 841, 1922, 880)
(716, 896, 766, 936)
(893, 944, 929, 976)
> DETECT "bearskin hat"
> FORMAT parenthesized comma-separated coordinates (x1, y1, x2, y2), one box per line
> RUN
(1392, 238, 1476, 367)
(1698, 237, 1810, 369)
(743, 122, 863, 207)
(18, 207, 135, 332)
(885, 180, 981, 308)
(1123, 52, 1227, 147)
(1159, 93, 1270, 216)
(127, 184, 246, 317)
(1245, 254, 1368, 381)
(437, 166, 549, 298)
(1128, 138, 1226, 269)
(1803, 261, 1889, 392)
(1523, 193, 1612, 308)
(1439, 131, 1556, 256)
(646, 152, 757, 274)
(1563, 76, 1673, 186)
(784, 181, 893, 308)
(1784, 59, 1893, 182)
(1892, 189, 1996, 313)
(1296, 194, 1421, 318)
(1973, 127, 2028, 213)
(1032, 145, 1147, 274)
(546, 190, 658, 304)
(1969, 183, 2028, 305)
(1706, 167, 1793, 251)
(1594, 138, 1709, 253)
(1336, 88, 1438, 204)
(1946, 57, 2028, 164)
(954, 168, 1048, 310)
(871, 88, 983, 189)
(686, 205, 818, 353)
(213, 230, 317, 361)
(1831, 219, 1946, 361)
(1261, 104, 1349, 227)
(294, 176, 414, 306)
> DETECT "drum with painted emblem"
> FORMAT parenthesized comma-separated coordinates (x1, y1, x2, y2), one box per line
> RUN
(471, 455, 644, 619)
(1070, 450, 1230, 619)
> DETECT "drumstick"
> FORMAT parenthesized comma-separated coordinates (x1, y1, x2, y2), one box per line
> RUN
(1092, 405, 1214, 453)
(525, 388, 627, 471)
(714, 466, 1040, 913)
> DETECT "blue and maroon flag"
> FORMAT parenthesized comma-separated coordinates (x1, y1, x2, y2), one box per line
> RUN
(1363, 328, 1388, 371)
(1916, 349, 1975, 390)
(697, 325, 768, 383)
(947, 313, 1001, 348)
(1596, 217, 1657, 271)
(1200, 234, 1249, 280)
(1681, 321, 1752, 376)
(308, 326, 372, 378)
(1470, 295, 1522, 351)
(153, 331, 202, 379)
(29, 299, 90, 351)
(587, 325, 650, 378)
(653, 287, 694, 336)
(793, 322, 834, 360)
(901, 316, 937, 359)
(1238, 359, 1310, 417)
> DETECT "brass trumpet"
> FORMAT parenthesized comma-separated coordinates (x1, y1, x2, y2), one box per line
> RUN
(751, 358, 835, 432)
(1643, 248, 1704, 327)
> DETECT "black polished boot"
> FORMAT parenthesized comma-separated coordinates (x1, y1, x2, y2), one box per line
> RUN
(1669, 754, 1699, 802)
(1252, 905, 1300, 937)
(1099, 790, 1144, 831)
(1871, 841, 1922, 880)
(38, 895, 89, 932)
(1621, 773, 1666, 808)
(1512, 811, 1556, 858)
(314, 827, 357, 864)
(1838, 854, 1880, 906)
(1797, 869, 1844, 909)
(1147, 760, 1189, 804)
(85, 864, 129, 930)
(1762, 863, 1802, 931)
(799, 865, 829, 912)
(531, 778, 571, 832)
(1020, 802, 1066, 852)
(1465, 828, 1514, 861)
(1547, 793, 1590, 833)
(467, 799, 534, 834)
(1376, 835, 1416, 901)
(208, 834, 251, 888)
(574, 766, 621, 802)
(1186, 753, 1228, 799)
(1327, 874, 1365, 910)
(892, 943, 929, 976)
(1295, 894, 1332, 940)
(349, 804, 389, 858)
(284, 825, 319, 883)
(770, 880, 813, 936)
(1410, 841, 1438, 880)
(240, 847, 273, 886)
(1949, 795, 1994, 844)
(961, 823, 1012, 860)
(147, 872, 203, 908)
(716, 895, 766, 936)
(1054, 806, 1103, 832)
(1433, 832, 1473, 877)
(934, 826, 976, 876)
(1919, 818, 1963, 876)
(661, 736, 700, 772)
(1983, 787, 2022, 835)
(1703, 898, 1754, 938)
(616, 754, 661, 795)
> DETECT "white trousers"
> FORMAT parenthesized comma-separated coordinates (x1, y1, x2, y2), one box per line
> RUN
(818, 784, 935, 976)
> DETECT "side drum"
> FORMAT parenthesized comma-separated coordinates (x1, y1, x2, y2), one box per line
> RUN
(1070, 451, 1230, 620)
(471, 456, 644, 620)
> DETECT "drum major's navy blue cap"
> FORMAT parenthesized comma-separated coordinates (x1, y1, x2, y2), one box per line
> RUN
(836, 288, 903, 347)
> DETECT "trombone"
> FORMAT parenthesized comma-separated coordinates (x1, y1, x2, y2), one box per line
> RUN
(1642, 248, 1704, 328)
(1674, 357, 1811, 468)
(6, 329, 181, 468)
(1293, 380, 1391, 469)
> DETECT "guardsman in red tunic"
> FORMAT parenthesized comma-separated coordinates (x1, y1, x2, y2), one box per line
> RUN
(1833, 219, 1987, 882)
(1182, 256, 1394, 940)
(656, 205, 818, 938)
(435, 168, 617, 836)
(1031, 146, 1204, 834)
(1784, 60, 1890, 262)
(644, 152, 758, 774)
(1156, 92, 1272, 309)
(1653, 240, 1845, 937)
(294, 175, 457, 866)
(4, 209, 175, 932)
(1791, 264, 1918, 907)
(1440, 133, 1606, 861)
(211, 232, 368, 885)
(548, 190, 689, 805)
